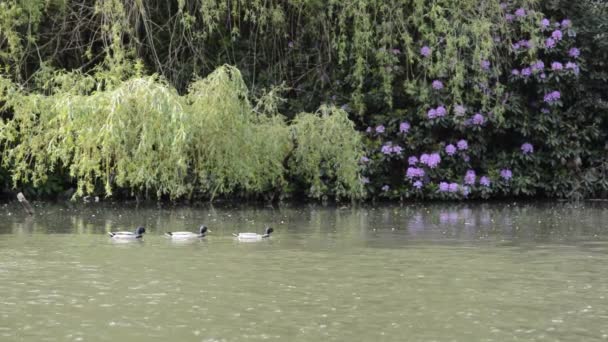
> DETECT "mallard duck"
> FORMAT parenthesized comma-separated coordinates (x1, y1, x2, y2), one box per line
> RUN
(108, 226, 146, 239)
(233, 226, 273, 241)
(165, 225, 209, 239)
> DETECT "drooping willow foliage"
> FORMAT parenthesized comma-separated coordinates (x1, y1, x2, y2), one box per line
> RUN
(289, 105, 364, 199)
(186, 66, 292, 199)
(0, 66, 363, 200)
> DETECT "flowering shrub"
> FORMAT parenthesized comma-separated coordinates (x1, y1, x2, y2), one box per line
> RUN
(360, 1, 608, 201)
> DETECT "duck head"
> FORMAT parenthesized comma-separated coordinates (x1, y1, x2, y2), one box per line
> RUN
(199, 225, 209, 235)
(265, 226, 274, 235)
(136, 226, 146, 235)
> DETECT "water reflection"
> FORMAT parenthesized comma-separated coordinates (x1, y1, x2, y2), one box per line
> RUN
(1, 201, 608, 341)
(1, 201, 607, 246)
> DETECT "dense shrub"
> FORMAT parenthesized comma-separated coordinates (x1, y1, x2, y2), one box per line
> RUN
(359, 1, 608, 200)
(0, 66, 363, 201)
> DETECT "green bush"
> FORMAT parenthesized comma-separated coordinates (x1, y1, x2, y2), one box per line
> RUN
(0, 66, 364, 201)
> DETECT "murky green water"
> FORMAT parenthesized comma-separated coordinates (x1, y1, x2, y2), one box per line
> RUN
(1, 201, 608, 341)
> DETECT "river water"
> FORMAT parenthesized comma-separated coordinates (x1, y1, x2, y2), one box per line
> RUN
(1, 201, 607, 341)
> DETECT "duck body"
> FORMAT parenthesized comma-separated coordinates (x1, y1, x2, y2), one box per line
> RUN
(165, 225, 208, 239)
(233, 227, 273, 241)
(108, 226, 146, 239)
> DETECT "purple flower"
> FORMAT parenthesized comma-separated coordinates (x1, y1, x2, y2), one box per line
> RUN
(381, 143, 393, 155)
(511, 69, 520, 76)
(436, 106, 447, 117)
(569, 47, 580, 58)
(500, 169, 513, 181)
(288, 41, 294, 48)
(461, 186, 471, 197)
(480, 176, 491, 186)
(406, 167, 425, 179)
(540, 73, 547, 79)
(521, 67, 532, 77)
(360, 156, 370, 163)
(481, 60, 491, 70)
(512, 43, 521, 50)
(445, 144, 457, 156)
(420, 153, 430, 165)
(432, 80, 444, 90)
(362, 177, 370, 184)
(420, 152, 441, 169)
(426, 153, 441, 168)
(472, 113, 485, 125)
(514, 8, 526, 17)
(454, 105, 466, 116)
(545, 38, 556, 49)
(552, 30, 563, 41)
(541, 108, 550, 114)
(505, 14, 514, 22)
(462, 154, 471, 163)
(413, 180, 423, 189)
(499, 3, 507, 9)
(457, 139, 468, 150)
(391, 145, 403, 155)
(399, 122, 410, 133)
(375, 125, 385, 133)
(541, 18, 550, 29)
(464, 170, 476, 185)
(551, 62, 563, 71)
(392, 48, 401, 55)
(382, 185, 390, 191)
(561, 19, 572, 28)
(565, 62, 579, 74)
(420, 46, 431, 57)
(448, 183, 459, 192)
(408, 156, 418, 165)
(427, 108, 437, 119)
(521, 142, 534, 154)
(439, 182, 449, 192)
(531, 60, 545, 72)
(366, 126, 372, 133)
(544, 90, 561, 103)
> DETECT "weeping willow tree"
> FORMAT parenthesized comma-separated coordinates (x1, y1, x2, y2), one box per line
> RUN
(1, 74, 192, 198)
(186, 65, 292, 199)
(290, 105, 365, 199)
(0, 65, 364, 200)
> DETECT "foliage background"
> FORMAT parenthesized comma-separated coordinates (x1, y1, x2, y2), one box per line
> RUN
(0, 0, 606, 201)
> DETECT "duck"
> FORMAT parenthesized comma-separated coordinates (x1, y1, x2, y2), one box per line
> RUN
(108, 226, 146, 239)
(233, 226, 274, 241)
(165, 225, 209, 239)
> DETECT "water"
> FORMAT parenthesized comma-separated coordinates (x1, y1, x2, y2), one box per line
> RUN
(1, 201, 608, 341)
